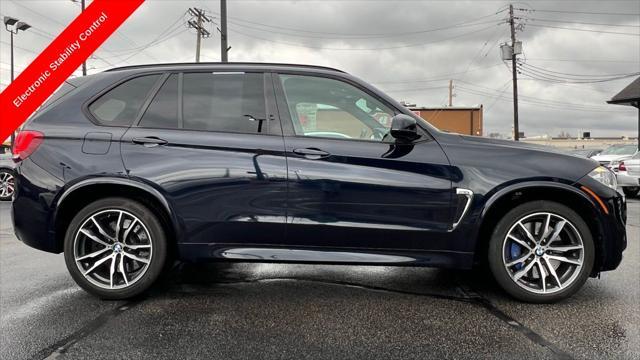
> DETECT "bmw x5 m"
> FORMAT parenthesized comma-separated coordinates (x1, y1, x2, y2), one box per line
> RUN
(11, 63, 626, 302)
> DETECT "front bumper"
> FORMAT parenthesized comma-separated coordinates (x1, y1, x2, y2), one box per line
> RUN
(577, 176, 627, 273)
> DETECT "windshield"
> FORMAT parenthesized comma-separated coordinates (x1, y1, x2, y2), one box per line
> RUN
(599, 145, 637, 155)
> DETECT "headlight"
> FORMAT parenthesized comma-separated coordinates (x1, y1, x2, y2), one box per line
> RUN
(588, 166, 617, 190)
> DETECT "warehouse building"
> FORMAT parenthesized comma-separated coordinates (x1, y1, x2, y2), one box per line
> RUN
(409, 105, 483, 136)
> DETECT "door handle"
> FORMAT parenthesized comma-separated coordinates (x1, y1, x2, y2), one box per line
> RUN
(132, 136, 168, 147)
(293, 148, 330, 159)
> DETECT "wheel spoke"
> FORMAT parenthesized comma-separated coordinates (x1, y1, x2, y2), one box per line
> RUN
(547, 220, 566, 244)
(505, 251, 532, 267)
(109, 254, 117, 288)
(76, 247, 110, 261)
(122, 219, 138, 245)
(114, 211, 123, 242)
(517, 222, 538, 245)
(83, 254, 113, 276)
(123, 252, 150, 264)
(537, 260, 547, 292)
(543, 257, 562, 290)
(508, 235, 532, 251)
(513, 259, 537, 281)
(119, 253, 129, 286)
(80, 229, 111, 247)
(540, 214, 552, 243)
(546, 254, 581, 265)
(547, 244, 583, 252)
(124, 244, 151, 250)
(91, 216, 114, 242)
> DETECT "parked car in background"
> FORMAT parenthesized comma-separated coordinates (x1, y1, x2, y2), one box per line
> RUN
(0, 147, 15, 201)
(592, 144, 638, 170)
(616, 152, 640, 198)
(569, 148, 602, 158)
(10, 63, 627, 303)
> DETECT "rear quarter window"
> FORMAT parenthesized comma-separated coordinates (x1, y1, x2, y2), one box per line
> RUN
(89, 74, 161, 126)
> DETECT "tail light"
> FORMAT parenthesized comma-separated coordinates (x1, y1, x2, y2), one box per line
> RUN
(618, 162, 626, 172)
(12, 130, 44, 162)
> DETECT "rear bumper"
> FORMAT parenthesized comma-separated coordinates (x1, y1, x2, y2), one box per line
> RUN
(11, 161, 62, 253)
(617, 171, 640, 187)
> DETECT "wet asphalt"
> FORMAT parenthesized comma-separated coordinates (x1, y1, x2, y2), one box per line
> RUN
(0, 199, 638, 360)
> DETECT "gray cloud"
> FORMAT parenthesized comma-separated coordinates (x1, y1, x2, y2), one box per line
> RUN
(1, 0, 638, 137)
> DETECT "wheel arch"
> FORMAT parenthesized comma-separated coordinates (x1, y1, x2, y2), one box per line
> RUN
(52, 177, 181, 255)
(473, 181, 605, 275)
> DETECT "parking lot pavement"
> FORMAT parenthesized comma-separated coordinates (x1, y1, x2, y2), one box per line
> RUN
(0, 200, 638, 360)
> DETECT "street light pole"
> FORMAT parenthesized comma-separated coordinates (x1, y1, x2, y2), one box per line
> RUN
(4, 16, 31, 150)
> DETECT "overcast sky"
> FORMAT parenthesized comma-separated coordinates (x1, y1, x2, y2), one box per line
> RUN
(1, 0, 639, 138)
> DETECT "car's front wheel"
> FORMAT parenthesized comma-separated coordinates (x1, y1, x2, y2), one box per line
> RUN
(63, 197, 167, 299)
(488, 201, 594, 303)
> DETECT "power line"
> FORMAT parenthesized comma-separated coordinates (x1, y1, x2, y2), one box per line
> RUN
(518, 62, 640, 78)
(206, 7, 507, 37)
(528, 18, 640, 28)
(531, 9, 640, 16)
(527, 23, 640, 36)
(228, 23, 501, 51)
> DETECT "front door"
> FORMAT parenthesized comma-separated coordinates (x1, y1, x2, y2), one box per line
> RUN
(120, 71, 288, 248)
(274, 74, 453, 252)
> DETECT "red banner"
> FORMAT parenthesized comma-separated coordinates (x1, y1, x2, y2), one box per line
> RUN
(0, 0, 145, 143)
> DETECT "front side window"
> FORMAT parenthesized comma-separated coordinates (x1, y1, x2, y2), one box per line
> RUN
(89, 74, 160, 126)
(182, 72, 266, 133)
(279, 74, 395, 141)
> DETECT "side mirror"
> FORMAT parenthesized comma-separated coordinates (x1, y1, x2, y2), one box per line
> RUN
(390, 114, 420, 142)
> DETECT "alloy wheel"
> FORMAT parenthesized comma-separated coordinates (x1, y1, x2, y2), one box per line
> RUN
(502, 212, 584, 294)
(74, 209, 153, 290)
(0, 171, 15, 198)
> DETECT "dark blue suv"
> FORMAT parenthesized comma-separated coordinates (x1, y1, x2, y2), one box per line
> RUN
(11, 63, 626, 302)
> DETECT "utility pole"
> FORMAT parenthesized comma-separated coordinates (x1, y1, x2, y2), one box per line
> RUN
(70, 0, 87, 75)
(80, 0, 86, 75)
(509, 4, 520, 141)
(188, 8, 211, 63)
(448, 80, 453, 107)
(220, 0, 229, 62)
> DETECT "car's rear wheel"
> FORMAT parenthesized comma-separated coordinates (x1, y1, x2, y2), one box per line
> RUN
(0, 169, 15, 201)
(64, 197, 167, 299)
(488, 201, 594, 303)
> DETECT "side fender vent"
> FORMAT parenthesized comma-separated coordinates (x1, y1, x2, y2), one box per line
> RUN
(452, 188, 474, 230)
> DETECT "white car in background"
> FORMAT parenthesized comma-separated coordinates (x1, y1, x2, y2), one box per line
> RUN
(591, 144, 638, 171)
(616, 151, 640, 198)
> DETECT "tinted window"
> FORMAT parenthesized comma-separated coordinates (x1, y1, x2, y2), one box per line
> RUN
(89, 75, 160, 126)
(139, 74, 179, 129)
(279, 75, 394, 142)
(183, 73, 266, 133)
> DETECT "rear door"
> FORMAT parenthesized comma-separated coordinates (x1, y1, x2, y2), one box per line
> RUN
(273, 73, 453, 252)
(120, 71, 288, 247)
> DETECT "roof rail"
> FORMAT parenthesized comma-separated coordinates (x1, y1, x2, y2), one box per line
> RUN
(104, 62, 345, 73)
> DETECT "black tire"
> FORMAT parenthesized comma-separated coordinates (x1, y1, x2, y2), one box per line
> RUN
(488, 201, 594, 303)
(64, 197, 167, 299)
(0, 169, 15, 201)
(623, 187, 639, 198)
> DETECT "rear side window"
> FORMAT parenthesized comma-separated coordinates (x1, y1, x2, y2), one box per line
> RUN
(89, 75, 160, 126)
(182, 72, 266, 133)
(139, 74, 179, 129)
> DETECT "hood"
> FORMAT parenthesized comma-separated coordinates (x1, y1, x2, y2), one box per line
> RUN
(455, 135, 568, 155)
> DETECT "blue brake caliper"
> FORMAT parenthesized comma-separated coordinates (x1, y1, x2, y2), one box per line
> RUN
(510, 242, 524, 270)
